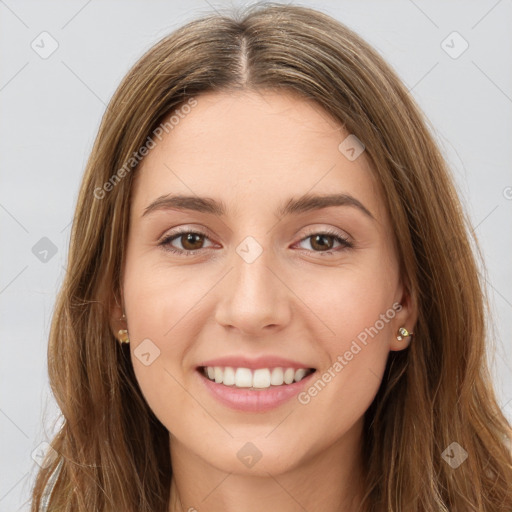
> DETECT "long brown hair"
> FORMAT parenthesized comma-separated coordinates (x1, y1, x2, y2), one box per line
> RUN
(31, 3, 512, 511)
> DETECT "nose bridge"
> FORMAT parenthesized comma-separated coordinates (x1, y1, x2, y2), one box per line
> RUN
(214, 235, 291, 334)
(235, 238, 276, 299)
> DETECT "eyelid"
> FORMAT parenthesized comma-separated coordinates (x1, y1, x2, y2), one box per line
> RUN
(157, 223, 210, 238)
(298, 225, 352, 242)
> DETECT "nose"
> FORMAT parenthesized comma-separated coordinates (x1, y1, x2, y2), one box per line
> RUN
(214, 244, 292, 337)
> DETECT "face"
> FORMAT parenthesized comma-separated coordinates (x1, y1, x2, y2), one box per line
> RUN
(112, 90, 416, 476)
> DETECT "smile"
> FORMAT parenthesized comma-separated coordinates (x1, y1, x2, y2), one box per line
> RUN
(201, 366, 315, 389)
(197, 365, 317, 412)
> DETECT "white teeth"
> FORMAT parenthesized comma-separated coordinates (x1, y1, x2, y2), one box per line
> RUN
(253, 369, 271, 388)
(234, 368, 253, 387)
(283, 368, 295, 384)
(214, 367, 223, 384)
(294, 368, 307, 381)
(202, 366, 313, 388)
(223, 366, 235, 386)
(270, 367, 284, 385)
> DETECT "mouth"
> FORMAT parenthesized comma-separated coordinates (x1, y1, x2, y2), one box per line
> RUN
(195, 356, 318, 411)
(197, 365, 317, 390)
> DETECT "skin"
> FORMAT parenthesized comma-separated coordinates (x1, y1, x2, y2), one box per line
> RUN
(110, 90, 417, 512)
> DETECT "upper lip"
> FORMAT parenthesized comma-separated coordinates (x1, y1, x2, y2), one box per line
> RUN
(197, 355, 316, 371)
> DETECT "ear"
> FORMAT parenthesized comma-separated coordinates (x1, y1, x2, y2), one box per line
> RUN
(389, 277, 418, 352)
(109, 290, 127, 342)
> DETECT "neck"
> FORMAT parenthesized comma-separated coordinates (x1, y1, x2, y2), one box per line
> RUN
(168, 419, 365, 512)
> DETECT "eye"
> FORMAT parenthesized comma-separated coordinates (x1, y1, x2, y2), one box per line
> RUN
(294, 228, 353, 254)
(159, 229, 214, 255)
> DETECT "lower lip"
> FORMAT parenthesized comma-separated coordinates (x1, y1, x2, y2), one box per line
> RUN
(197, 369, 316, 412)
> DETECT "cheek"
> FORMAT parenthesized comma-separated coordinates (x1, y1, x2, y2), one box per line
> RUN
(123, 251, 206, 341)
(121, 254, 206, 421)
(296, 256, 397, 349)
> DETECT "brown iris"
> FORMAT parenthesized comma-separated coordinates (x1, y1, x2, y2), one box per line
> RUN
(179, 233, 205, 251)
(309, 234, 335, 251)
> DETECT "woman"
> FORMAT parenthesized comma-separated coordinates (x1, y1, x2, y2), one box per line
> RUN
(31, 3, 512, 511)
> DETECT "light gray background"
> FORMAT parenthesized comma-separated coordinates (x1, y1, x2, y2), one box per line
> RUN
(1, 1, 511, 510)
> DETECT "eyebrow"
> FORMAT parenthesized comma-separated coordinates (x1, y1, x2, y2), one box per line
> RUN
(142, 193, 375, 220)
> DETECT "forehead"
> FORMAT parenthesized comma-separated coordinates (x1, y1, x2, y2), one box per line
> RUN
(131, 90, 384, 221)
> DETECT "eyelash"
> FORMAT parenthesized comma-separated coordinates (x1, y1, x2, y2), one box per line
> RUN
(158, 227, 354, 256)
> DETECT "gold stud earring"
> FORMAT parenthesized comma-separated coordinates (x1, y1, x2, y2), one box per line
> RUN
(397, 327, 413, 341)
(118, 329, 130, 344)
